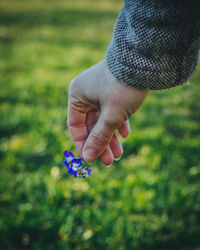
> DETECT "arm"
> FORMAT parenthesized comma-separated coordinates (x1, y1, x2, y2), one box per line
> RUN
(105, 0, 200, 90)
(68, 0, 200, 166)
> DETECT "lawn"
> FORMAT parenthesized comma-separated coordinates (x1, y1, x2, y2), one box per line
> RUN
(0, 0, 199, 249)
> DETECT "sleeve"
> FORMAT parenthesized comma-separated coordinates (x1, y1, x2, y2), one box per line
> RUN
(105, 0, 200, 90)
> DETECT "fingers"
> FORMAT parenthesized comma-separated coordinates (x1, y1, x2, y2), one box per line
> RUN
(109, 132, 123, 160)
(68, 100, 128, 165)
(67, 98, 89, 155)
(82, 112, 119, 163)
(98, 145, 114, 166)
(86, 110, 100, 133)
(86, 111, 114, 165)
(99, 132, 123, 165)
(118, 120, 130, 138)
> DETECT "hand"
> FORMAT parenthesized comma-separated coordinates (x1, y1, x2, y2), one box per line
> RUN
(67, 60, 148, 166)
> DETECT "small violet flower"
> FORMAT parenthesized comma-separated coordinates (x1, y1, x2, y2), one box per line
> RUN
(62, 150, 91, 179)
(78, 167, 92, 179)
(63, 150, 74, 163)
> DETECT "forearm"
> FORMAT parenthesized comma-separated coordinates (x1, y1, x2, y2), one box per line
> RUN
(105, 0, 200, 90)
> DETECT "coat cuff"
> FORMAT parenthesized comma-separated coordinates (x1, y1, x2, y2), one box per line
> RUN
(105, 4, 200, 90)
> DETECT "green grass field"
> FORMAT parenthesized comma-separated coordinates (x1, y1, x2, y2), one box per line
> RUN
(0, 0, 200, 249)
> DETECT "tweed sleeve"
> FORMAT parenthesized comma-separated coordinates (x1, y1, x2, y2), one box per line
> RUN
(105, 0, 200, 90)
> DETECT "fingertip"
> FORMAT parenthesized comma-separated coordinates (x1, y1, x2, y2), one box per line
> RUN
(114, 156, 121, 161)
(118, 120, 131, 138)
(120, 132, 129, 139)
(82, 148, 97, 163)
(99, 145, 114, 166)
(109, 133, 123, 159)
(106, 163, 113, 168)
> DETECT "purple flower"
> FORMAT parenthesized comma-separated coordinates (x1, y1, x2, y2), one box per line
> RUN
(71, 158, 83, 169)
(67, 158, 82, 178)
(63, 150, 74, 163)
(78, 166, 91, 179)
(62, 150, 91, 179)
(62, 159, 71, 171)
(63, 160, 78, 177)
(68, 167, 78, 178)
(63, 158, 69, 167)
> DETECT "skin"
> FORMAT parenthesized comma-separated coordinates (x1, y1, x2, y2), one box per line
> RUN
(67, 60, 148, 166)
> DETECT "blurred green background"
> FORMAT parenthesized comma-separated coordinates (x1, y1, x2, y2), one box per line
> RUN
(0, 0, 200, 249)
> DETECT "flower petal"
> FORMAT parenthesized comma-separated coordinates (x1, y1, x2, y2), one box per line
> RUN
(63, 150, 74, 159)
(66, 164, 71, 171)
(73, 171, 78, 178)
(62, 159, 68, 167)
(63, 150, 69, 157)
(71, 158, 83, 168)
(69, 152, 74, 158)
(68, 168, 74, 175)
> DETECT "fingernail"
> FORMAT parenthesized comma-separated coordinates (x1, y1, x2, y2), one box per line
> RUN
(114, 157, 121, 161)
(106, 164, 112, 168)
(82, 148, 96, 162)
(127, 121, 131, 132)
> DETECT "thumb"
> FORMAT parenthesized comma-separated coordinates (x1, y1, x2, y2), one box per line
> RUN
(82, 112, 119, 163)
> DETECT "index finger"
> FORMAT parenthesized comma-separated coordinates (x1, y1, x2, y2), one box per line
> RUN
(67, 98, 89, 155)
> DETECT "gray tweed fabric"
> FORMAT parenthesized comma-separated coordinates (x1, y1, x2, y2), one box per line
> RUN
(105, 0, 200, 90)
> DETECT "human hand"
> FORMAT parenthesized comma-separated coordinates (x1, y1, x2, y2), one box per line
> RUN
(67, 60, 148, 166)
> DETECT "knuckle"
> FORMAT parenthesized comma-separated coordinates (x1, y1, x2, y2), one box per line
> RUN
(103, 115, 122, 130)
(70, 77, 78, 86)
(90, 130, 110, 147)
(69, 77, 81, 94)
